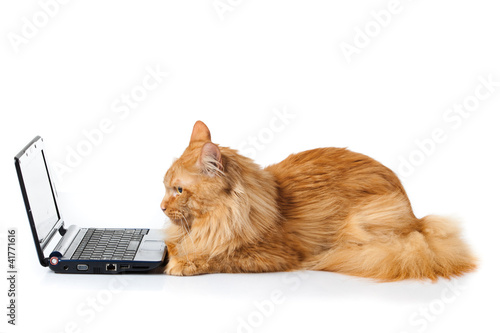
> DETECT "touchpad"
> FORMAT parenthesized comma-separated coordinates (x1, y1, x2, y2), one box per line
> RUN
(141, 240, 164, 251)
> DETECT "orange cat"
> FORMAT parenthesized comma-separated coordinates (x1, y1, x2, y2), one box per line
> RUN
(161, 121, 477, 281)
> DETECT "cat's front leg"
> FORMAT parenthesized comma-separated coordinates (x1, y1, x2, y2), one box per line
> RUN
(165, 256, 208, 276)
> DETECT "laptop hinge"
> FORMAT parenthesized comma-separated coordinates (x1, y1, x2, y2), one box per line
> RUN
(50, 225, 79, 258)
(40, 219, 64, 251)
(59, 224, 67, 236)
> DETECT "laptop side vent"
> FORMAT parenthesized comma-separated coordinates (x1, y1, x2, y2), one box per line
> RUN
(93, 267, 100, 274)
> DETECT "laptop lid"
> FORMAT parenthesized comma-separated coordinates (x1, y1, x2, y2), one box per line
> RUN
(15, 136, 64, 266)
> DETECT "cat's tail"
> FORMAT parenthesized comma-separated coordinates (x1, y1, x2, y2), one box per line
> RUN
(409, 215, 478, 281)
(309, 211, 478, 282)
(361, 214, 478, 281)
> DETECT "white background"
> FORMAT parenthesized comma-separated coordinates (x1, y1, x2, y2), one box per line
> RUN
(1, 1, 499, 332)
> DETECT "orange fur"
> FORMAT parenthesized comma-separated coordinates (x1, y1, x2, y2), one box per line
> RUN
(160, 121, 477, 281)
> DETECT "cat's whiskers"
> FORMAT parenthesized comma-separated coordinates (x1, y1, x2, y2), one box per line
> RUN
(179, 213, 198, 263)
(171, 212, 191, 262)
(172, 211, 195, 263)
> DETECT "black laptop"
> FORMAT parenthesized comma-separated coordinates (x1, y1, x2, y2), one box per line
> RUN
(15, 136, 167, 274)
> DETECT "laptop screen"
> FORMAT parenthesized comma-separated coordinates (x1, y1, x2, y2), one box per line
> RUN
(17, 138, 60, 244)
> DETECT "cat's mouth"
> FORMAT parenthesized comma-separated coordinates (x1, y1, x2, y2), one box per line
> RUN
(166, 210, 192, 227)
(167, 214, 190, 227)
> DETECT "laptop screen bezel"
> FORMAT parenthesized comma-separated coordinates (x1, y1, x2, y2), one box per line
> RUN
(14, 136, 64, 267)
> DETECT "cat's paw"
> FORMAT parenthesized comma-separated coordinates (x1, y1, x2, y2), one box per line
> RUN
(165, 257, 199, 276)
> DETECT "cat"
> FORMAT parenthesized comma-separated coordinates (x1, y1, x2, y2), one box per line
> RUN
(160, 121, 477, 281)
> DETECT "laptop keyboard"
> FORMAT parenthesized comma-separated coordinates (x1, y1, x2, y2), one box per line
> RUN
(71, 228, 149, 261)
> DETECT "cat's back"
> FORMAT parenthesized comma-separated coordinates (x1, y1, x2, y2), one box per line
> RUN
(267, 147, 368, 173)
(265, 147, 406, 209)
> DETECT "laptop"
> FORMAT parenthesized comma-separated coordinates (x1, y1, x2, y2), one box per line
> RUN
(14, 136, 167, 274)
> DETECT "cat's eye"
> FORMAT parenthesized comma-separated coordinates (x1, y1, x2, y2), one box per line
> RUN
(176, 187, 183, 194)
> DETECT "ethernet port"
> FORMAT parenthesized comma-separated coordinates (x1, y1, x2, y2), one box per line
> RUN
(106, 263, 117, 271)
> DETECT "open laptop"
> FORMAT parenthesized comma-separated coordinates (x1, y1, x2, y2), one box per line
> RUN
(15, 136, 167, 274)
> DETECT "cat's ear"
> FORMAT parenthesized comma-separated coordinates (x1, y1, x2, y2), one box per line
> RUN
(198, 142, 223, 176)
(190, 120, 211, 144)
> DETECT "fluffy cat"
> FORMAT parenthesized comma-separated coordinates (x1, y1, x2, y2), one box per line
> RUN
(161, 121, 477, 281)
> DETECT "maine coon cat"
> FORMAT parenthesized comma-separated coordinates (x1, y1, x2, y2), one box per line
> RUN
(161, 121, 477, 281)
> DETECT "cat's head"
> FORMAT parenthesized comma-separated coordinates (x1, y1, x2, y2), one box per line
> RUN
(160, 121, 228, 227)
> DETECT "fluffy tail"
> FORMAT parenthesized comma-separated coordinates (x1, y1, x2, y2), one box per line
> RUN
(410, 215, 478, 281)
(363, 215, 477, 281)
(310, 214, 478, 282)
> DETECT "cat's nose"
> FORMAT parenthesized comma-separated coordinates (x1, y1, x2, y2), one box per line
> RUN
(160, 202, 167, 212)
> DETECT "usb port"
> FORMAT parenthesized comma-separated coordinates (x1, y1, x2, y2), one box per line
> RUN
(120, 265, 130, 270)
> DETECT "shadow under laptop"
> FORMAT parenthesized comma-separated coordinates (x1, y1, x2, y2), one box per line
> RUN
(39, 266, 168, 292)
